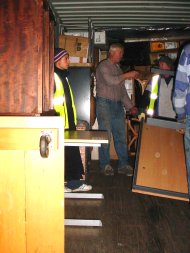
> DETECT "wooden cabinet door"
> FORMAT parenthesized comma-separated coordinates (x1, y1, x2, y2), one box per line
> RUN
(0, 151, 26, 253)
(0, 116, 65, 253)
(25, 151, 65, 253)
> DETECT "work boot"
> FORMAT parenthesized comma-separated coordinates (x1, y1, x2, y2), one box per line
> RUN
(101, 164, 114, 176)
(118, 165, 133, 176)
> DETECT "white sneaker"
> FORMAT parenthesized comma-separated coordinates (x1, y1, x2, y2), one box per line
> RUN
(72, 184, 92, 192)
(64, 186, 72, 193)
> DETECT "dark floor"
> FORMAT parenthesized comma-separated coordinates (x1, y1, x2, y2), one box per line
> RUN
(65, 160, 190, 253)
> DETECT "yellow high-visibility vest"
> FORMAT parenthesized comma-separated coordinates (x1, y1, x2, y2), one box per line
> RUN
(53, 72, 77, 129)
(147, 75, 159, 116)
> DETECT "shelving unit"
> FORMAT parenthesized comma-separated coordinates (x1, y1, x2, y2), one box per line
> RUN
(149, 40, 182, 65)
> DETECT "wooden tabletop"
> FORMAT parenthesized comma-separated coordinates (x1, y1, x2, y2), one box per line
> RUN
(64, 130, 109, 146)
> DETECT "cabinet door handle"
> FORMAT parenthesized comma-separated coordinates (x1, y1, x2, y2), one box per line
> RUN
(39, 135, 51, 158)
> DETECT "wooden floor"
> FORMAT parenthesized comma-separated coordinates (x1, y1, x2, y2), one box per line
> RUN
(65, 160, 190, 253)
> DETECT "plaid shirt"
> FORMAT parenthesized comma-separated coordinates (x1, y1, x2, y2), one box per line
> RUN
(96, 58, 133, 110)
(173, 44, 190, 119)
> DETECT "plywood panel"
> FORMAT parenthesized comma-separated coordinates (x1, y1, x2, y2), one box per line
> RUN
(0, 151, 26, 253)
(133, 121, 188, 201)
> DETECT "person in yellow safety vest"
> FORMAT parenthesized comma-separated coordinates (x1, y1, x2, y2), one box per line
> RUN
(54, 71, 77, 129)
(54, 48, 92, 193)
(139, 56, 176, 119)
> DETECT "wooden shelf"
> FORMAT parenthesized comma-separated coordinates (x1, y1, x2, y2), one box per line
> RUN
(70, 63, 94, 67)
(149, 40, 181, 65)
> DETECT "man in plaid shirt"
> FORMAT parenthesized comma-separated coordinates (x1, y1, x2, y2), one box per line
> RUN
(173, 43, 190, 200)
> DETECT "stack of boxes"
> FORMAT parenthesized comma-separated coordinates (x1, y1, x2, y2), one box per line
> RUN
(59, 35, 89, 64)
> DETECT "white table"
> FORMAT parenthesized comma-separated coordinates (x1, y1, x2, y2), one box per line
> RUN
(64, 130, 109, 147)
(64, 130, 109, 227)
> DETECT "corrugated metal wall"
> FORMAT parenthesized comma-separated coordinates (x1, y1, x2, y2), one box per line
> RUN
(49, 0, 190, 32)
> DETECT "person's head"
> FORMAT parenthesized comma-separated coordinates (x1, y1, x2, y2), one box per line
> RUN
(158, 56, 174, 71)
(108, 43, 124, 64)
(54, 48, 70, 69)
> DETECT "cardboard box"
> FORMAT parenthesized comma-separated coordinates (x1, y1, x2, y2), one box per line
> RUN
(150, 42, 165, 52)
(149, 52, 164, 65)
(59, 35, 89, 58)
(99, 50, 108, 61)
(165, 41, 179, 50)
(69, 56, 87, 64)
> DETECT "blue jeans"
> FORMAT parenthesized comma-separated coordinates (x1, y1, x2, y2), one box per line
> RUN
(184, 115, 190, 198)
(96, 97, 129, 168)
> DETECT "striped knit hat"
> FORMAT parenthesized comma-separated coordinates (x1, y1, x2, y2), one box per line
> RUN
(54, 48, 69, 63)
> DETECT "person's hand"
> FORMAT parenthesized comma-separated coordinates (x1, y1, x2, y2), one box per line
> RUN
(124, 70, 140, 80)
(130, 106, 138, 116)
(131, 70, 140, 79)
(176, 128, 185, 135)
(177, 115, 186, 124)
(138, 112, 146, 120)
(177, 118, 186, 124)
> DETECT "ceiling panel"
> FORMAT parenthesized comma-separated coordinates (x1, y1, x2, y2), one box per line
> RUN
(48, 0, 190, 43)
(49, 0, 190, 30)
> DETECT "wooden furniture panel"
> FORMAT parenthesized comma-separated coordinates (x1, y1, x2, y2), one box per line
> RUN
(0, 128, 58, 150)
(25, 151, 65, 253)
(49, 20, 55, 110)
(110, 133, 118, 160)
(42, 2, 55, 112)
(0, 0, 42, 114)
(42, 7, 50, 111)
(0, 151, 26, 253)
(0, 0, 54, 115)
(0, 116, 65, 253)
(133, 119, 188, 201)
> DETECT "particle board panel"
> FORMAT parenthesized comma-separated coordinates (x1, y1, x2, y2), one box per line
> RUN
(133, 120, 189, 201)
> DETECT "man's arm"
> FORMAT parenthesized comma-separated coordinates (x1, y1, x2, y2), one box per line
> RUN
(96, 61, 139, 87)
(173, 47, 189, 120)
